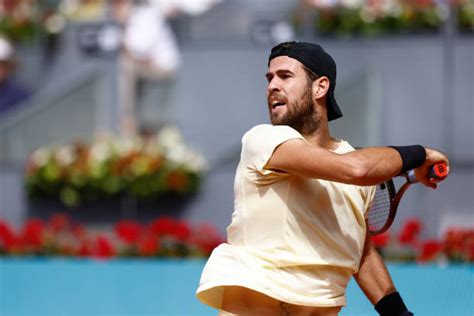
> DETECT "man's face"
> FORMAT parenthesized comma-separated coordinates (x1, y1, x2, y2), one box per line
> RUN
(266, 56, 319, 134)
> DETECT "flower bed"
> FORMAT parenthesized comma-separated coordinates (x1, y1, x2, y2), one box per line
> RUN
(0, 214, 223, 259)
(2, 214, 471, 263)
(0, 0, 68, 43)
(299, 0, 474, 37)
(371, 217, 474, 263)
(25, 127, 207, 207)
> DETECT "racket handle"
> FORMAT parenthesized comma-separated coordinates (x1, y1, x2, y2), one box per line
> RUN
(406, 162, 448, 183)
(429, 162, 448, 178)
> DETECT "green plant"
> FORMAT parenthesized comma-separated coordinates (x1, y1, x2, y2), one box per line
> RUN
(25, 127, 207, 207)
(298, 0, 474, 37)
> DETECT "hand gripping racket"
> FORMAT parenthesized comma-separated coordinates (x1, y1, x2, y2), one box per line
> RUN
(368, 163, 448, 236)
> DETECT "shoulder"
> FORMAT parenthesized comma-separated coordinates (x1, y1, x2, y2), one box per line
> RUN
(242, 124, 302, 143)
(243, 124, 278, 138)
(239, 124, 304, 175)
(240, 124, 305, 165)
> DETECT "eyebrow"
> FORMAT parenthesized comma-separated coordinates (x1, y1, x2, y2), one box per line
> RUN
(265, 69, 295, 80)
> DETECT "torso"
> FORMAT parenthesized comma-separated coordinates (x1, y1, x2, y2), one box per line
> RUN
(221, 286, 342, 316)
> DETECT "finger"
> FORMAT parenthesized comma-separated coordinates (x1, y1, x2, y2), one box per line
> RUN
(422, 179, 437, 189)
(426, 182, 437, 189)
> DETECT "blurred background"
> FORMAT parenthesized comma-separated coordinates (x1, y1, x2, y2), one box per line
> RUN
(0, 0, 473, 315)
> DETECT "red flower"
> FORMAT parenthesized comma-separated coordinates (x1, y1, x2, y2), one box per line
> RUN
(49, 213, 70, 233)
(444, 228, 474, 262)
(418, 239, 443, 263)
(77, 239, 92, 257)
(191, 223, 224, 256)
(466, 237, 474, 262)
(149, 217, 192, 242)
(138, 234, 160, 257)
(443, 228, 465, 257)
(93, 235, 115, 259)
(0, 220, 15, 246)
(371, 232, 390, 248)
(0, 220, 19, 252)
(0, 220, 13, 235)
(21, 219, 45, 248)
(173, 220, 192, 242)
(398, 231, 415, 245)
(149, 217, 177, 236)
(0, 216, 225, 259)
(404, 218, 422, 235)
(71, 223, 87, 240)
(115, 220, 142, 244)
(398, 218, 422, 246)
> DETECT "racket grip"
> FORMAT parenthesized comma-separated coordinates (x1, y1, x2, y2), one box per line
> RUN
(406, 162, 448, 183)
(429, 162, 448, 178)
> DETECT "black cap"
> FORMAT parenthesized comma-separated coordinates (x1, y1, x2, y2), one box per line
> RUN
(268, 41, 343, 121)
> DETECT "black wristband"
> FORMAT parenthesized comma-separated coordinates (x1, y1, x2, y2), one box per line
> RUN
(389, 145, 426, 173)
(375, 292, 412, 316)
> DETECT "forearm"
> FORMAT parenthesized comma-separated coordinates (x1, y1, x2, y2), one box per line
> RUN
(354, 236, 396, 304)
(342, 147, 403, 185)
(355, 233, 413, 315)
(270, 142, 404, 185)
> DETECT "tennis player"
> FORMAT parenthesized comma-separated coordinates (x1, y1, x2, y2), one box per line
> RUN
(196, 41, 449, 316)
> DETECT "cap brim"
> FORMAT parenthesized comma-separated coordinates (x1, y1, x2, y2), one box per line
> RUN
(327, 92, 343, 121)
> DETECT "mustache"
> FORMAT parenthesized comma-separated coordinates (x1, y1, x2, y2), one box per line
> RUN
(267, 92, 288, 106)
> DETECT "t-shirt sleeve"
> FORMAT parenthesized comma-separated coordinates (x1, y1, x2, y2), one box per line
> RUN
(363, 185, 377, 219)
(241, 124, 304, 183)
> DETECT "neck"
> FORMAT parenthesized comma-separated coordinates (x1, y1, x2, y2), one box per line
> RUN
(301, 119, 339, 150)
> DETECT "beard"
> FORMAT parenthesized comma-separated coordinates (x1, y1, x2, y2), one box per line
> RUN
(269, 87, 321, 135)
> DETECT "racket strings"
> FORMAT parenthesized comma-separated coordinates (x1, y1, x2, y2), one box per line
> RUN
(368, 184, 392, 233)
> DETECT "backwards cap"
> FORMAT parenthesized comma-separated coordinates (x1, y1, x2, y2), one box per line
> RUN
(268, 41, 343, 121)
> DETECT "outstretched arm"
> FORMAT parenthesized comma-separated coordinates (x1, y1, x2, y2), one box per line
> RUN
(266, 139, 449, 187)
(354, 229, 413, 315)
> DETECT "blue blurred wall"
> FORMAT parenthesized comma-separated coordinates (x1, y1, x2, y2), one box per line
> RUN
(0, 259, 472, 316)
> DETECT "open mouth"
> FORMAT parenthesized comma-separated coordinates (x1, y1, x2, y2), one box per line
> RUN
(271, 100, 286, 109)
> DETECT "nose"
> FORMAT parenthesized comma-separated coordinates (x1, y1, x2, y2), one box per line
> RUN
(267, 78, 280, 95)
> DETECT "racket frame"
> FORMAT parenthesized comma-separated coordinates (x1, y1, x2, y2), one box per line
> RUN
(367, 163, 447, 236)
(368, 179, 412, 236)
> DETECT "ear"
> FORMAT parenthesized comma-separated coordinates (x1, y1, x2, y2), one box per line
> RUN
(312, 76, 330, 100)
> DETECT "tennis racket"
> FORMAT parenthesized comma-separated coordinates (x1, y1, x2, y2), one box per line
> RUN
(368, 162, 448, 236)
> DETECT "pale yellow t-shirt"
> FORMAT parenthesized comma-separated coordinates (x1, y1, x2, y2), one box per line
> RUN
(196, 124, 375, 309)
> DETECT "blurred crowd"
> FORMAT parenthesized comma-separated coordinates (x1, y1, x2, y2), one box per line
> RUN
(0, 0, 220, 135)
(0, 36, 30, 115)
(0, 0, 472, 129)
